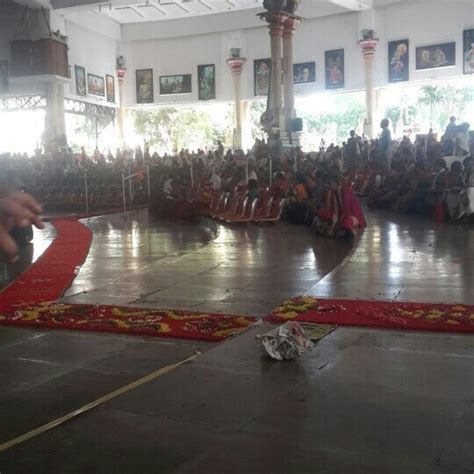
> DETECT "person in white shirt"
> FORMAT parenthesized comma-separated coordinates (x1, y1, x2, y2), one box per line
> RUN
(210, 169, 222, 191)
(456, 122, 470, 157)
(163, 178, 173, 196)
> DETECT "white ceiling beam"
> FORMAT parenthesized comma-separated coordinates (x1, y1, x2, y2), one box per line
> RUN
(199, 0, 213, 10)
(174, 1, 190, 12)
(149, 0, 167, 14)
(329, 0, 373, 11)
(124, 4, 145, 16)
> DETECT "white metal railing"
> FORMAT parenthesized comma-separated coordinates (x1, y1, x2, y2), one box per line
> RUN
(81, 165, 151, 219)
(120, 164, 151, 219)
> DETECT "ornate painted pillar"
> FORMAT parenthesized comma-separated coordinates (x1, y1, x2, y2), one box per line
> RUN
(268, 14, 286, 129)
(282, 17, 300, 135)
(227, 52, 246, 149)
(359, 31, 379, 139)
(258, 1, 302, 144)
(116, 57, 127, 146)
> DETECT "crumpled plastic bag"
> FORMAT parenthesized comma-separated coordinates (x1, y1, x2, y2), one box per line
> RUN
(261, 321, 314, 361)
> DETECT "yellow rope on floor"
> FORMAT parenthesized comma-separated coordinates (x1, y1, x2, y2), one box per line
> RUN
(0, 351, 202, 453)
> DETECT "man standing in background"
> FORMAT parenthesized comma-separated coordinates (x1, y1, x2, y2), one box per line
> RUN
(378, 119, 392, 171)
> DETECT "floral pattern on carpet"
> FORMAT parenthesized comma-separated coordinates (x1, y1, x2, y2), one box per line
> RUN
(267, 296, 474, 334)
(0, 302, 255, 342)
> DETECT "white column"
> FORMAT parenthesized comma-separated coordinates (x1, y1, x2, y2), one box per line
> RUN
(44, 80, 66, 144)
(241, 100, 252, 150)
(283, 18, 297, 134)
(116, 68, 126, 146)
(227, 57, 246, 149)
(268, 15, 285, 129)
(359, 37, 379, 139)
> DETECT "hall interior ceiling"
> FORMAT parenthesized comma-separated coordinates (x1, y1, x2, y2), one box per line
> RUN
(47, 0, 410, 23)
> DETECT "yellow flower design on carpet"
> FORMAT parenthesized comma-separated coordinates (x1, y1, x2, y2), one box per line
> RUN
(0, 302, 256, 342)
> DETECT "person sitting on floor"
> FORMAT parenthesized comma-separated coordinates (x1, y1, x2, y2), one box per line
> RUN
(293, 173, 309, 202)
(463, 157, 474, 186)
(443, 161, 471, 220)
(393, 160, 429, 213)
(271, 172, 289, 198)
(313, 170, 366, 238)
(367, 161, 406, 210)
(338, 174, 367, 236)
(247, 179, 259, 201)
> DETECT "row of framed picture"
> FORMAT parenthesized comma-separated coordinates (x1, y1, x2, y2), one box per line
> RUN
(79, 29, 474, 104)
(135, 65, 216, 103)
(388, 28, 474, 83)
(255, 29, 474, 94)
(74, 65, 115, 103)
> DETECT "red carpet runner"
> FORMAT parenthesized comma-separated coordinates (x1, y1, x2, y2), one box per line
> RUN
(0, 219, 92, 312)
(267, 296, 474, 334)
(0, 219, 254, 341)
(0, 302, 254, 342)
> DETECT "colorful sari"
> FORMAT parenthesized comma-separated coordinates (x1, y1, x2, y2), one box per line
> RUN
(339, 183, 366, 231)
(313, 183, 366, 237)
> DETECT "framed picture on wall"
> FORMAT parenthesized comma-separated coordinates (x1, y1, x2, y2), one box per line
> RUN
(254, 58, 271, 96)
(388, 39, 409, 83)
(463, 29, 474, 74)
(75, 65, 86, 96)
(0, 60, 8, 93)
(416, 42, 456, 70)
(325, 49, 344, 89)
(197, 64, 216, 101)
(159, 74, 192, 95)
(136, 69, 154, 104)
(293, 62, 315, 84)
(88, 73, 105, 97)
(106, 74, 115, 103)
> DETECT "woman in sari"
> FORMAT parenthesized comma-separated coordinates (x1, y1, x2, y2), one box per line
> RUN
(313, 172, 366, 237)
(444, 161, 472, 220)
(339, 177, 367, 234)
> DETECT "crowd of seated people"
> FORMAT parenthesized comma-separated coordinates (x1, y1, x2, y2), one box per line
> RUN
(148, 141, 367, 238)
(353, 117, 474, 222)
(0, 147, 149, 212)
(1, 115, 471, 233)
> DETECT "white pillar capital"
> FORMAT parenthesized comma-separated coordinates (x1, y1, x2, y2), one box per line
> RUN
(226, 58, 246, 76)
(283, 17, 299, 37)
(359, 37, 379, 57)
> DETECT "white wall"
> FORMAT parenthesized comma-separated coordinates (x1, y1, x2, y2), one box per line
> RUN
(122, 0, 474, 107)
(124, 32, 225, 107)
(1, 0, 473, 108)
(377, 0, 474, 86)
(65, 14, 119, 105)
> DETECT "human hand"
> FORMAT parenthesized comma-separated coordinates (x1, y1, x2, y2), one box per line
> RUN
(0, 192, 44, 262)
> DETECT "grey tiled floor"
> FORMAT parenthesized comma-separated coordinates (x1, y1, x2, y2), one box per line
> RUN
(0, 209, 473, 473)
(61, 211, 351, 316)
